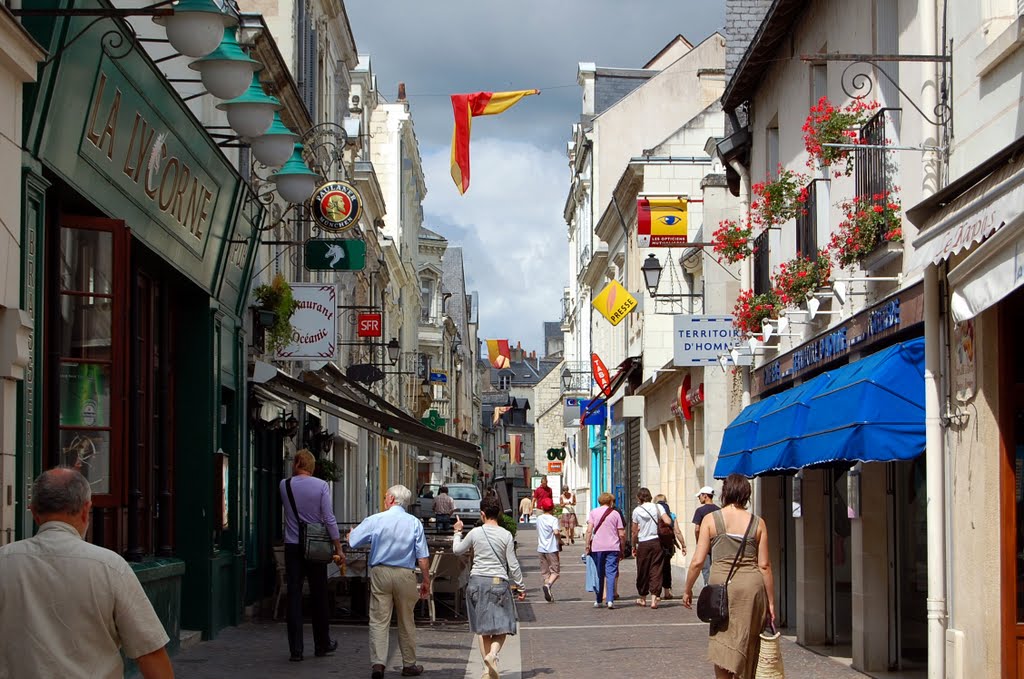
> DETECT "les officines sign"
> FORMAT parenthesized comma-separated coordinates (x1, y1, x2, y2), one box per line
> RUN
(82, 69, 220, 254)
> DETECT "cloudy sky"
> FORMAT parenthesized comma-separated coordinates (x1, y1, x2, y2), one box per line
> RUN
(347, 1, 725, 354)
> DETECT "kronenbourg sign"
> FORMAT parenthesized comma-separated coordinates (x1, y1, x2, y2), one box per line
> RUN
(277, 284, 337, 360)
(673, 315, 743, 366)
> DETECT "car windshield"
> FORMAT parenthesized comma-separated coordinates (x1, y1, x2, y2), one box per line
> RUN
(422, 485, 480, 501)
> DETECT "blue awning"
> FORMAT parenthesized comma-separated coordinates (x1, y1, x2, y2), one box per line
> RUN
(715, 337, 925, 478)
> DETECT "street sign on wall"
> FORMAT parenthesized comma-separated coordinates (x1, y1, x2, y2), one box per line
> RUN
(672, 315, 743, 366)
(277, 284, 337, 359)
(304, 238, 366, 271)
(547, 461, 563, 474)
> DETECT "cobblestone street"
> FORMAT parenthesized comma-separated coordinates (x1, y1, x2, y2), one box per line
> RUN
(175, 528, 870, 678)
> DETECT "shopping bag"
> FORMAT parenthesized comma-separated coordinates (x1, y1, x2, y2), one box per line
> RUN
(754, 620, 785, 679)
(584, 554, 598, 593)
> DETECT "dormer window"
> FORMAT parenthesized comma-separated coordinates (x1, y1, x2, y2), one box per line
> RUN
(498, 371, 512, 390)
(420, 276, 434, 323)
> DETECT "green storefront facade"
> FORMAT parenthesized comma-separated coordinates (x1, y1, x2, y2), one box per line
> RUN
(18, 1, 263, 644)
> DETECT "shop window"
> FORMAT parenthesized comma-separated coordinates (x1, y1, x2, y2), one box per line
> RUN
(52, 219, 127, 505)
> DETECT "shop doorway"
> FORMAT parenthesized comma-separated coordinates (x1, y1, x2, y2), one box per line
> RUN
(888, 458, 928, 669)
(826, 467, 853, 647)
(779, 475, 798, 629)
(1000, 286, 1024, 676)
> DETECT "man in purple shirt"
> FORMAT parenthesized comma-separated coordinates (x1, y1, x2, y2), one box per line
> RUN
(280, 449, 344, 662)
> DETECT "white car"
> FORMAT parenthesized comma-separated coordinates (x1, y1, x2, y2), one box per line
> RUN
(413, 483, 482, 524)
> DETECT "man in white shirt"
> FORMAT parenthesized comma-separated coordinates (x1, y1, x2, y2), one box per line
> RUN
(535, 498, 561, 602)
(0, 468, 173, 679)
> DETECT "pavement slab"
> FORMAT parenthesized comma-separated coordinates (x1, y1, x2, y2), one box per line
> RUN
(174, 526, 871, 679)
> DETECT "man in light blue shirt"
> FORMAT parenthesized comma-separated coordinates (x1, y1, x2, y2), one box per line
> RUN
(348, 485, 430, 679)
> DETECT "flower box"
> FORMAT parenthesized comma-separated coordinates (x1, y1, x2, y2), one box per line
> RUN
(860, 240, 904, 271)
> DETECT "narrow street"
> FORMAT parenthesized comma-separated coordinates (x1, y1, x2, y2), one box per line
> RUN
(175, 527, 867, 678)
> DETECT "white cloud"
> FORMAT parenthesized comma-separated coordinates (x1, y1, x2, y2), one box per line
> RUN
(420, 137, 568, 354)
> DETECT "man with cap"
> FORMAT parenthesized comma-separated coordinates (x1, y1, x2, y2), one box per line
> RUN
(691, 485, 720, 587)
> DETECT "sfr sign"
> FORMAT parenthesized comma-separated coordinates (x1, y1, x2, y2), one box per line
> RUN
(357, 313, 382, 337)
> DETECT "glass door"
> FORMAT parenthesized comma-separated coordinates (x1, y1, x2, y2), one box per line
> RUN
(826, 467, 853, 646)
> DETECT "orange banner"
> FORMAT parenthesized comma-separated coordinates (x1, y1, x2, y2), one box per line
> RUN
(450, 90, 539, 194)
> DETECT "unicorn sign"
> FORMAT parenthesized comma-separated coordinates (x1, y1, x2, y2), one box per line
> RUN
(304, 239, 366, 271)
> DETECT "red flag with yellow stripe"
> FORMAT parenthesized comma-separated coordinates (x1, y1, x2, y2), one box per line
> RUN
(450, 90, 539, 194)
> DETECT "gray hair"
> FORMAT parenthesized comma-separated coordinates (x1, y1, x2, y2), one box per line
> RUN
(32, 468, 92, 515)
(387, 484, 412, 508)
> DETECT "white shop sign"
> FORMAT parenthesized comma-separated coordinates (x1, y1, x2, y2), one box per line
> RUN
(673, 315, 743, 366)
(277, 283, 338, 360)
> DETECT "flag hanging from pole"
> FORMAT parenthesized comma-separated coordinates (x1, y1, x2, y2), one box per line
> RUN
(486, 339, 511, 369)
(450, 90, 539, 194)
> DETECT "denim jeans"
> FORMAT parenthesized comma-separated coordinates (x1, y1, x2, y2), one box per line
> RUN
(592, 551, 619, 604)
(435, 513, 452, 531)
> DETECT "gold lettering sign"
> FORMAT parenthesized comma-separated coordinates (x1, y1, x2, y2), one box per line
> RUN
(83, 71, 217, 245)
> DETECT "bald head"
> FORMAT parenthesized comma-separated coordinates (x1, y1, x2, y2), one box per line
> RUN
(31, 467, 92, 536)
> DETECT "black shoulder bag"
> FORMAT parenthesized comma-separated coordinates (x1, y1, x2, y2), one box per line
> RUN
(696, 513, 756, 625)
(285, 478, 335, 564)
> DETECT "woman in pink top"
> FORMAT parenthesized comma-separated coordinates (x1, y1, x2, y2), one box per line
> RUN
(585, 493, 626, 609)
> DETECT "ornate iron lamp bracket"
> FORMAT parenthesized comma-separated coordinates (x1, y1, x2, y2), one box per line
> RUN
(800, 53, 953, 128)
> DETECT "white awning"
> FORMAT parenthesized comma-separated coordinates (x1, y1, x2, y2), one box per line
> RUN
(908, 162, 1024, 278)
(947, 211, 1024, 322)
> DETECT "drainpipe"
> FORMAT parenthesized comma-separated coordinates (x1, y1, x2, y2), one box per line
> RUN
(924, 265, 946, 679)
(728, 157, 752, 412)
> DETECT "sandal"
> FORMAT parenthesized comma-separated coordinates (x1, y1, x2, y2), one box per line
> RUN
(636, 597, 647, 607)
(651, 597, 661, 609)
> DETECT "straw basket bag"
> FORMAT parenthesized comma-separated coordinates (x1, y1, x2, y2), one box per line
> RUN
(754, 622, 785, 679)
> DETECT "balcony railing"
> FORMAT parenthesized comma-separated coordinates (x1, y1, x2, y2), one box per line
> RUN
(855, 108, 900, 203)
(562, 360, 590, 393)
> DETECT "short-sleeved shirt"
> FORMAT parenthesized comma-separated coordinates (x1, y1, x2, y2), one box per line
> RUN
(632, 502, 666, 542)
(587, 505, 624, 552)
(348, 505, 429, 569)
(692, 502, 721, 528)
(0, 521, 169, 679)
(535, 513, 561, 553)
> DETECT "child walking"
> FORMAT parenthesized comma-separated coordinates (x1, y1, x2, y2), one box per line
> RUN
(535, 498, 561, 602)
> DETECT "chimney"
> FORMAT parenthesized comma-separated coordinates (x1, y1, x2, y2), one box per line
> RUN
(397, 82, 406, 101)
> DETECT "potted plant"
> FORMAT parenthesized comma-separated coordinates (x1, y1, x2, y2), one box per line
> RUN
(711, 217, 757, 264)
(829, 190, 904, 269)
(802, 96, 881, 176)
(733, 289, 782, 338)
(752, 167, 811, 227)
(772, 250, 833, 308)
(253, 272, 299, 353)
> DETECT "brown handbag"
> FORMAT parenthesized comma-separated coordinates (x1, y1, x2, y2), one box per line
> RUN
(696, 514, 756, 625)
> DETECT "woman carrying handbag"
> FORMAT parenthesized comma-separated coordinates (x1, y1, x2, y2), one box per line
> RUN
(683, 474, 776, 679)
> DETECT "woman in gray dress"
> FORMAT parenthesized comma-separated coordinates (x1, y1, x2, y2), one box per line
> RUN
(453, 495, 526, 678)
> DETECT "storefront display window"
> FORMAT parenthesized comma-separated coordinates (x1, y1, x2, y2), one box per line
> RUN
(56, 223, 121, 499)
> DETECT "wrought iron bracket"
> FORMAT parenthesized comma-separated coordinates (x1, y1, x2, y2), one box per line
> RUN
(800, 52, 952, 127)
(19, 0, 176, 67)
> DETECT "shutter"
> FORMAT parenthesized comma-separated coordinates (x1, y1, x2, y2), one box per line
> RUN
(875, 0, 900, 123)
(296, 0, 316, 120)
(625, 419, 642, 524)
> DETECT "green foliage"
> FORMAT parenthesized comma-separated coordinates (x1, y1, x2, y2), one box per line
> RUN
(499, 513, 517, 537)
(253, 273, 299, 353)
(314, 457, 341, 483)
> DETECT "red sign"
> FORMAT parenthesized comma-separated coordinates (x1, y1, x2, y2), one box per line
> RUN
(357, 313, 382, 337)
(547, 461, 563, 474)
(591, 353, 611, 396)
(679, 374, 705, 421)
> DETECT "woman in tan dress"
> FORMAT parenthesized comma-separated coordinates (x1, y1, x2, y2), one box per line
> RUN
(559, 486, 577, 543)
(683, 474, 775, 679)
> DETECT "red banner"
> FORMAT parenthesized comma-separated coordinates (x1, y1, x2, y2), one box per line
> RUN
(591, 353, 611, 396)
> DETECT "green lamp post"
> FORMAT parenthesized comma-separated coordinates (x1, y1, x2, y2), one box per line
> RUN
(270, 144, 320, 204)
(249, 113, 300, 167)
(189, 27, 261, 100)
(153, 0, 237, 58)
(216, 72, 281, 138)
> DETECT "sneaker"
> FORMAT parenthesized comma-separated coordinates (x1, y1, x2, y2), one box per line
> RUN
(607, 601, 615, 609)
(593, 601, 601, 608)
(542, 584, 552, 602)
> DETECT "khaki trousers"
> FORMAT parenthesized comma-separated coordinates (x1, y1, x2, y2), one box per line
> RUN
(368, 565, 419, 667)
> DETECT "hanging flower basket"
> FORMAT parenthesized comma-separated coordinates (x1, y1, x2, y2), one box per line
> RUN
(772, 250, 833, 307)
(752, 167, 811, 227)
(253, 272, 299, 353)
(733, 289, 782, 338)
(802, 96, 881, 176)
(711, 217, 757, 264)
(829, 190, 904, 269)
